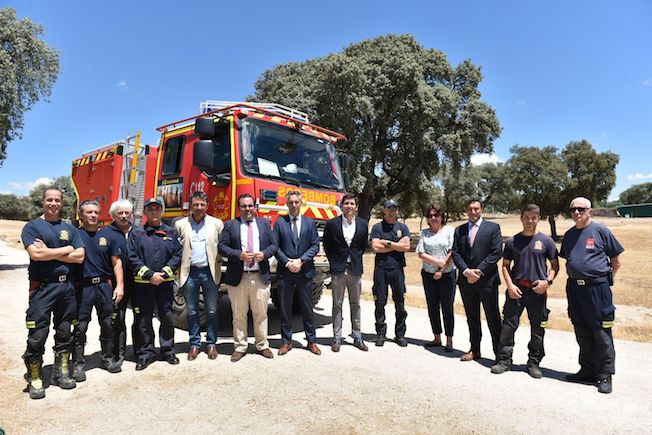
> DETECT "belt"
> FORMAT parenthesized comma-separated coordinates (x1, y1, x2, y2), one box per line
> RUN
(33, 274, 69, 284)
(81, 276, 111, 286)
(244, 269, 260, 274)
(514, 279, 535, 288)
(569, 277, 608, 286)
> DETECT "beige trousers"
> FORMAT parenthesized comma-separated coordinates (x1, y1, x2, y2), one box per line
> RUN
(225, 273, 271, 353)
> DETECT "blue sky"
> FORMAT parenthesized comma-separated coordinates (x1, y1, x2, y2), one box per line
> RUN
(2, 0, 651, 201)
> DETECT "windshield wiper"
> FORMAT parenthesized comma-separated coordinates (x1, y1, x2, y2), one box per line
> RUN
(303, 178, 338, 190)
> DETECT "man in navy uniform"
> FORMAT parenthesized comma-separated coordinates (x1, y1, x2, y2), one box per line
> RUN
(71, 200, 124, 382)
(106, 198, 134, 369)
(452, 198, 503, 362)
(21, 186, 85, 399)
(219, 193, 278, 362)
(274, 191, 321, 356)
(491, 204, 558, 379)
(128, 197, 182, 370)
(561, 197, 624, 394)
(370, 199, 411, 347)
(323, 193, 369, 352)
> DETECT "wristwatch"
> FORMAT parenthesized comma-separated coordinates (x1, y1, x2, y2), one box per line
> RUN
(385, 241, 392, 247)
(546, 279, 553, 285)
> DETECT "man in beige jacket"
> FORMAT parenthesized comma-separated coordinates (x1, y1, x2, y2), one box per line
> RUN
(175, 192, 223, 360)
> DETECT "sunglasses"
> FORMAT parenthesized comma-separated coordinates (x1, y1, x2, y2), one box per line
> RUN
(569, 207, 587, 213)
(427, 213, 441, 218)
(386, 206, 398, 210)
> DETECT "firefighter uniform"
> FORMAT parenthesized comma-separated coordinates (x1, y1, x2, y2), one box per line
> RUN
(127, 220, 182, 368)
(21, 217, 84, 398)
(105, 221, 134, 367)
(560, 221, 624, 389)
(72, 227, 122, 381)
(496, 232, 557, 370)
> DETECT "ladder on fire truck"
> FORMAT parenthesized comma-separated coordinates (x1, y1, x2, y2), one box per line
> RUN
(119, 132, 148, 226)
(199, 100, 311, 123)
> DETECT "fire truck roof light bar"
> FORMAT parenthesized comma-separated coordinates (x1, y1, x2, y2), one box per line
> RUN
(78, 134, 139, 157)
(156, 102, 346, 142)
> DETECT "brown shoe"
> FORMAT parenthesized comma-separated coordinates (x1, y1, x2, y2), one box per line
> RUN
(331, 341, 341, 352)
(460, 351, 480, 361)
(187, 346, 200, 361)
(278, 343, 292, 356)
(256, 348, 274, 359)
(207, 345, 218, 360)
(353, 340, 369, 352)
(230, 351, 245, 362)
(307, 342, 321, 355)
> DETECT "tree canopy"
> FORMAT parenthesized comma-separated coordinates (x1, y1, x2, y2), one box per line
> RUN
(250, 34, 501, 219)
(0, 7, 60, 165)
(619, 182, 652, 205)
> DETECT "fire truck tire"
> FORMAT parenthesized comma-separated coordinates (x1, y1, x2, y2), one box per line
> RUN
(171, 282, 207, 331)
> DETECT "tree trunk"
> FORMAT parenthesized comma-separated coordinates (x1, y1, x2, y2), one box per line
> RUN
(548, 215, 558, 240)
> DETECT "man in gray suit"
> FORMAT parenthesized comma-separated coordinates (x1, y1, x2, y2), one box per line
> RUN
(452, 198, 503, 362)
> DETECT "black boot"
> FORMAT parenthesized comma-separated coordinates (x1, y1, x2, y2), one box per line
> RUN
(50, 350, 76, 390)
(25, 359, 45, 399)
(100, 340, 121, 373)
(72, 345, 86, 382)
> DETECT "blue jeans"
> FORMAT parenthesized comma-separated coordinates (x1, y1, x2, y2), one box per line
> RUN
(183, 266, 219, 347)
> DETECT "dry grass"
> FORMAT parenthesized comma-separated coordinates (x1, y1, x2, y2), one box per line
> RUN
(363, 214, 652, 342)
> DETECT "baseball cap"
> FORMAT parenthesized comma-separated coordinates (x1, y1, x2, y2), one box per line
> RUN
(144, 197, 164, 208)
(384, 199, 398, 208)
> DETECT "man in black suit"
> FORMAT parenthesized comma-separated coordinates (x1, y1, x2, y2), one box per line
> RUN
(218, 194, 278, 362)
(452, 198, 503, 362)
(274, 190, 321, 356)
(323, 193, 369, 352)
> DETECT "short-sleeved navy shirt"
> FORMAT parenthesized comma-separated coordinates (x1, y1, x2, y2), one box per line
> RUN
(560, 222, 624, 279)
(503, 232, 558, 281)
(77, 227, 121, 279)
(370, 220, 411, 268)
(21, 218, 84, 280)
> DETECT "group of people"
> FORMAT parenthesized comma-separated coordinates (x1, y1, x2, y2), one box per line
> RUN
(20, 187, 623, 400)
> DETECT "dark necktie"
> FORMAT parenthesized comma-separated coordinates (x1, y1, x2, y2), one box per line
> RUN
(291, 216, 299, 246)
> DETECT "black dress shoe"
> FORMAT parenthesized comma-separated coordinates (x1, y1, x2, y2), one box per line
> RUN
(375, 336, 386, 347)
(165, 355, 180, 365)
(424, 340, 441, 348)
(395, 337, 408, 347)
(135, 358, 154, 371)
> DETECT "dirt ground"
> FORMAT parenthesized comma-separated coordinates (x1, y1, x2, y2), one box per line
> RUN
(1, 240, 652, 434)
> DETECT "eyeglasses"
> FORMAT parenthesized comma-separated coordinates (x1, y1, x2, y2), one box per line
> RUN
(386, 206, 398, 210)
(427, 213, 441, 218)
(287, 200, 302, 205)
(239, 204, 255, 209)
(569, 207, 587, 213)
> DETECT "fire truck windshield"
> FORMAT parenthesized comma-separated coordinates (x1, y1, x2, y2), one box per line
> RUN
(240, 118, 344, 191)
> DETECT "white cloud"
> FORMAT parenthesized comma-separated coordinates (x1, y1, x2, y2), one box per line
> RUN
(642, 79, 652, 87)
(627, 173, 652, 180)
(516, 100, 527, 106)
(5, 177, 53, 194)
(471, 153, 503, 166)
(116, 80, 130, 90)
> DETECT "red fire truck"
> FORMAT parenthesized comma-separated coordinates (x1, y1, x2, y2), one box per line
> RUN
(71, 101, 349, 327)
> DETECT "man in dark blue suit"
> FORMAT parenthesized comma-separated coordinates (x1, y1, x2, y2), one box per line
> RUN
(452, 198, 503, 362)
(274, 190, 321, 356)
(219, 194, 278, 362)
(323, 193, 369, 352)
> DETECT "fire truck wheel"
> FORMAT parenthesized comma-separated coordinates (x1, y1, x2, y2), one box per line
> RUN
(171, 282, 208, 331)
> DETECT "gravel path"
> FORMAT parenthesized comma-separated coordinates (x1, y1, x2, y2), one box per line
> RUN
(1, 241, 651, 434)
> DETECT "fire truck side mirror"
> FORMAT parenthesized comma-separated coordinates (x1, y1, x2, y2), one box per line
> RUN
(195, 118, 215, 139)
(193, 140, 215, 170)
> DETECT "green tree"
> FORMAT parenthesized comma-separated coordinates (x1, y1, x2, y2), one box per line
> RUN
(474, 162, 518, 213)
(562, 140, 619, 207)
(619, 182, 652, 204)
(506, 145, 569, 238)
(27, 176, 76, 220)
(0, 193, 31, 220)
(0, 8, 60, 165)
(439, 164, 480, 220)
(250, 34, 501, 219)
